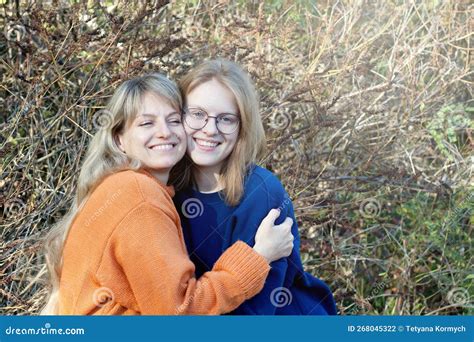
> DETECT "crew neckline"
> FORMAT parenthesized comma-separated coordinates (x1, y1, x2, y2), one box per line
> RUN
(138, 168, 175, 197)
(188, 187, 224, 203)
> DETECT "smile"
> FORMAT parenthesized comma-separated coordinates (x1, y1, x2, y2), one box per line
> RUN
(194, 138, 222, 148)
(148, 143, 177, 151)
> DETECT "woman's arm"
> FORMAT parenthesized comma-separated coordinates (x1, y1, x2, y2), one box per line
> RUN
(228, 175, 300, 314)
(228, 170, 337, 315)
(96, 202, 272, 315)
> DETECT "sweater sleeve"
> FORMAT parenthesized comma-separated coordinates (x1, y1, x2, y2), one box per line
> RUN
(97, 202, 270, 315)
(228, 177, 301, 315)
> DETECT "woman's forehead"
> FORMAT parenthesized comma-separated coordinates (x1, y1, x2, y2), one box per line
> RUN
(186, 79, 237, 113)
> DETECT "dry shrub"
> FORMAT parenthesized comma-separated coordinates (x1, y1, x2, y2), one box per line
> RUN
(1, 0, 472, 315)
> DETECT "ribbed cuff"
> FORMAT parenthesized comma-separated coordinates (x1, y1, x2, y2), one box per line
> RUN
(214, 241, 270, 300)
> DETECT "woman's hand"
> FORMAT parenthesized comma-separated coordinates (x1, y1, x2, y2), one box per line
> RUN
(252, 209, 294, 263)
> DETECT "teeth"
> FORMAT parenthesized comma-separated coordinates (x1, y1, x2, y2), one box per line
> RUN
(150, 144, 174, 151)
(196, 139, 219, 147)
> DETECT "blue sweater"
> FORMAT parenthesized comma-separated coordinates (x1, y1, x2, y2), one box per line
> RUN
(173, 165, 337, 315)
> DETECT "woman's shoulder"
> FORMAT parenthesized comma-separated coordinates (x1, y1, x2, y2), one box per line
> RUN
(96, 169, 174, 207)
(240, 165, 288, 205)
(245, 165, 286, 193)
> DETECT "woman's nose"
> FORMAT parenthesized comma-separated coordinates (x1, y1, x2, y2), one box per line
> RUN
(201, 117, 219, 135)
(155, 121, 172, 138)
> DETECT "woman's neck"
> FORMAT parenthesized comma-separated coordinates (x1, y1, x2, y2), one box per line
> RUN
(148, 169, 170, 185)
(193, 164, 223, 193)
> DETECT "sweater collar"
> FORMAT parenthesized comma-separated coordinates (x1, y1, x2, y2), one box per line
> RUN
(138, 168, 175, 197)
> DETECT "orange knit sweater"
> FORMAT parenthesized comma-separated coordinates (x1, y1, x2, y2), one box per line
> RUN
(57, 169, 270, 315)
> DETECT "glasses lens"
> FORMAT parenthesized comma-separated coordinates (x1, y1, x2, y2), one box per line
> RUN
(185, 110, 240, 134)
(185, 110, 207, 129)
(217, 114, 239, 134)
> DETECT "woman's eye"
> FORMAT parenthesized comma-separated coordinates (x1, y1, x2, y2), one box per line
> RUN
(169, 119, 182, 125)
(139, 121, 152, 127)
(192, 111, 206, 119)
(220, 115, 236, 124)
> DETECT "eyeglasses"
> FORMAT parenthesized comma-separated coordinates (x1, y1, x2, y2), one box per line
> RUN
(183, 107, 240, 134)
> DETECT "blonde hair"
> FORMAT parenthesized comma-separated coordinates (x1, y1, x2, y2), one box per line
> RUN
(173, 59, 266, 206)
(41, 73, 182, 314)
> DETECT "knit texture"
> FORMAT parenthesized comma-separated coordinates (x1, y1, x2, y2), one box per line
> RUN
(57, 169, 270, 315)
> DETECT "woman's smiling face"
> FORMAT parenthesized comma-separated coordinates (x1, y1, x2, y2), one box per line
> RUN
(117, 92, 187, 178)
(184, 79, 240, 170)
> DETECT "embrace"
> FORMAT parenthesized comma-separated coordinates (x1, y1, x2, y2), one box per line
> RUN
(41, 59, 336, 315)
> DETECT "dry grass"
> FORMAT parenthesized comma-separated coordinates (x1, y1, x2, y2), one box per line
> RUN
(1, 0, 472, 315)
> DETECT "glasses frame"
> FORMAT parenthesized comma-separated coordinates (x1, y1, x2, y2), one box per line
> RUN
(183, 107, 240, 135)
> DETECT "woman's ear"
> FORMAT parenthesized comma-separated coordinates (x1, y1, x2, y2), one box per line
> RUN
(114, 134, 126, 154)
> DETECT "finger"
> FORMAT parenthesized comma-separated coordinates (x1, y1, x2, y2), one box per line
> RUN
(275, 217, 292, 230)
(288, 243, 294, 253)
(262, 208, 281, 225)
(283, 221, 293, 232)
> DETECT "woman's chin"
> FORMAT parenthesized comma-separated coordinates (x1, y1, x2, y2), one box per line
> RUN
(144, 161, 176, 173)
(188, 156, 223, 168)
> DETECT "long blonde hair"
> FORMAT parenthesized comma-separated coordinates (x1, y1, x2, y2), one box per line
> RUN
(173, 59, 266, 206)
(41, 73, 182, 314)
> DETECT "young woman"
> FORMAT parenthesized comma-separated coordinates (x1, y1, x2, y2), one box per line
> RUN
(41, 73, 295, 315)
(173, 59, 337, 315)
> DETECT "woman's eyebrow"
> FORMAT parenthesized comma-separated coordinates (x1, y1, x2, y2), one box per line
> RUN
(139, 111, 180, 118)
(186, 105, 205, 110)
(186, 106, 238, 115)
